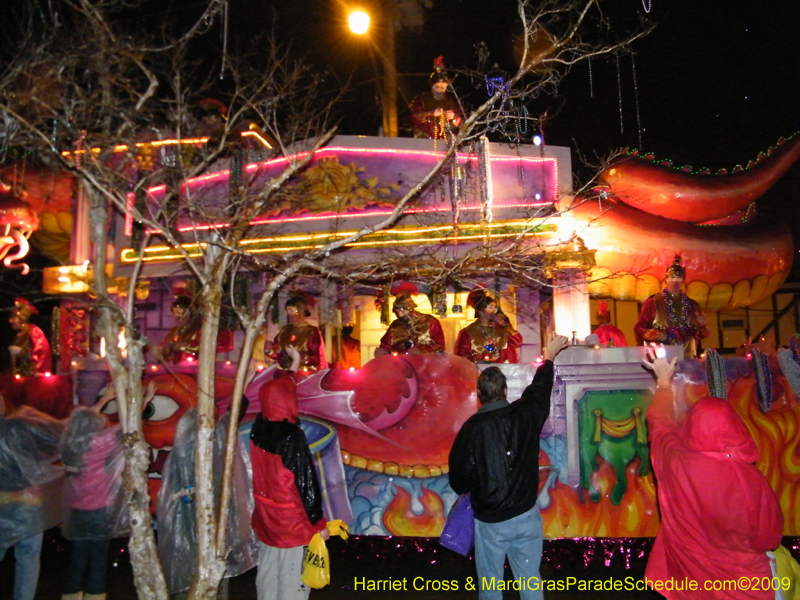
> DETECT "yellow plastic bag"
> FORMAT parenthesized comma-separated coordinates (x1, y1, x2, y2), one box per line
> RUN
(302, 533, 329, 589)
(326, 519, 349, 541)
(302, 520, 349, 589)
(775, 545, 800, 600)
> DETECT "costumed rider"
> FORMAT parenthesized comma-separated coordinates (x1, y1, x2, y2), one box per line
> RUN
(593, 300, 628, 348)
(410, 56, 465, 139)
(157, 295, 201, 364)
(250, 345, 329, 600)
(333, 325, 361, 370)
(0, 405, 65, 600)
(634, 257, 709, 358)
(455, 289, 522, 363)
(375, 286, 445, 357)
(8, 298, 52, 376)
(271, 294, 328, 372)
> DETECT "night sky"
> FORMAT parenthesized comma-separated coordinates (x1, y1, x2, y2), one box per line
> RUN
(239, 0, 800, 277)
(222, 0, 800, 171)
(1, 0, 799, 272)
(3, 0, 797, 169)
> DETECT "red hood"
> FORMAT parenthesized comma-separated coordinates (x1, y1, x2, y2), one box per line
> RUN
(258, 373, 299, 422)
(681, 396, 758, 462)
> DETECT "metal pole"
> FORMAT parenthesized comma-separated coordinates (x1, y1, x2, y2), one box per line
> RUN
(380, 7, 398, 137)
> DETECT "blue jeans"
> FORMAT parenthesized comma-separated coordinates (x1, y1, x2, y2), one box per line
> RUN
(474, 505, 544, 600)
(1, 532, 43, 600)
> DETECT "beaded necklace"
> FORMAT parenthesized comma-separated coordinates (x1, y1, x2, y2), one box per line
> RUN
(662, 288, 695, 337)
(750, 348, 773, 413)
(477, 319, 499, 361)
(704, 348, 727, 399)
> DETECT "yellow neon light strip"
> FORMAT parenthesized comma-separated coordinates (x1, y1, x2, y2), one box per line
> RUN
(120, 220, 557, 263)
(62, 138, 212, 157)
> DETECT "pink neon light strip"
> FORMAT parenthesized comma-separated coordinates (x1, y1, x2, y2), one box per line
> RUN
(136, 146, 558, 235)
(125, 192, 135, 236)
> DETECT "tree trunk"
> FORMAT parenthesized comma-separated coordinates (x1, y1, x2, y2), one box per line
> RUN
(88, 185, 169, 600)
(189, 248, 228, 599)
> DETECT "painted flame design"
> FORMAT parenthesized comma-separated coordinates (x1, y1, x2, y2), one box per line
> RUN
(542, 369, 800, 538)
(542, 457, 659, 538)
(382, 486, 446, 537)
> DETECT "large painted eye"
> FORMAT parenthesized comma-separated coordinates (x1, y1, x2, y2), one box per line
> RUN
(143, 394, 181, 422)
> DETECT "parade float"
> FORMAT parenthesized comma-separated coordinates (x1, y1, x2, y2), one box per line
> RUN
(3, 130, 800, 544)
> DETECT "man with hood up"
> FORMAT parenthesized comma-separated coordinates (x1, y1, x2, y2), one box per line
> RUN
(643, 347, 783, 599)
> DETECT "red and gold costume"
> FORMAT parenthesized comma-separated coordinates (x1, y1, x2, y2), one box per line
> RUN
(12, 323, 52, 376)
(593, 301, 628, 348)
(410, 92, 464, 139)
(333, 334, 361, 370)
(410, 56, 464, 139)
(159, 320, 201, 364)
(634, 290, 708, 358)
(379, 312, 445, 355)
(455, 320, 522, 363)
(9, 299, 52, 376)
(593, 324, 628, 348)
(158, 295, 234, 364)
(273, 322, 328, 371)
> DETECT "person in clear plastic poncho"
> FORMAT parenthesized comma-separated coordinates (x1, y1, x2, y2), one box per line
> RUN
(157, 405, 258, 596)
(0, 404, 65, 600)
(60, 390, 128, 600)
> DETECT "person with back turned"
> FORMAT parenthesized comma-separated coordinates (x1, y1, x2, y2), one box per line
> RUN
(448, 335, 569, 600)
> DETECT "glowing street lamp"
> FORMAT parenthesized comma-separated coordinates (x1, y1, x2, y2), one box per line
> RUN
(348, 11, 370, 34)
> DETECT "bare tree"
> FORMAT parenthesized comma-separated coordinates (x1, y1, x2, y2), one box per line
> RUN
(0, 1, 650, 598)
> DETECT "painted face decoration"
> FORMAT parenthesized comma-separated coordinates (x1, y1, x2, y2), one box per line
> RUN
(101, 374, 197, 449)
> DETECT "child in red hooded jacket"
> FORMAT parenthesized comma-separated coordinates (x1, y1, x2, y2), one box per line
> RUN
(643, 347, 783, 600)
(250, 346, 327, 600)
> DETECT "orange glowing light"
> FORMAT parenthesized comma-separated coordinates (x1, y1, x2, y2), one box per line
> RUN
(240, 130, 273, 149)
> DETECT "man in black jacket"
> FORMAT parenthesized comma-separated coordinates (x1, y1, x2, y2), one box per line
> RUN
(449, 335, 568, 600)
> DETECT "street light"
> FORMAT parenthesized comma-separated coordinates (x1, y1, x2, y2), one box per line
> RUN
(347, 7, 398, 137)
(348, 11, 370, 35)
